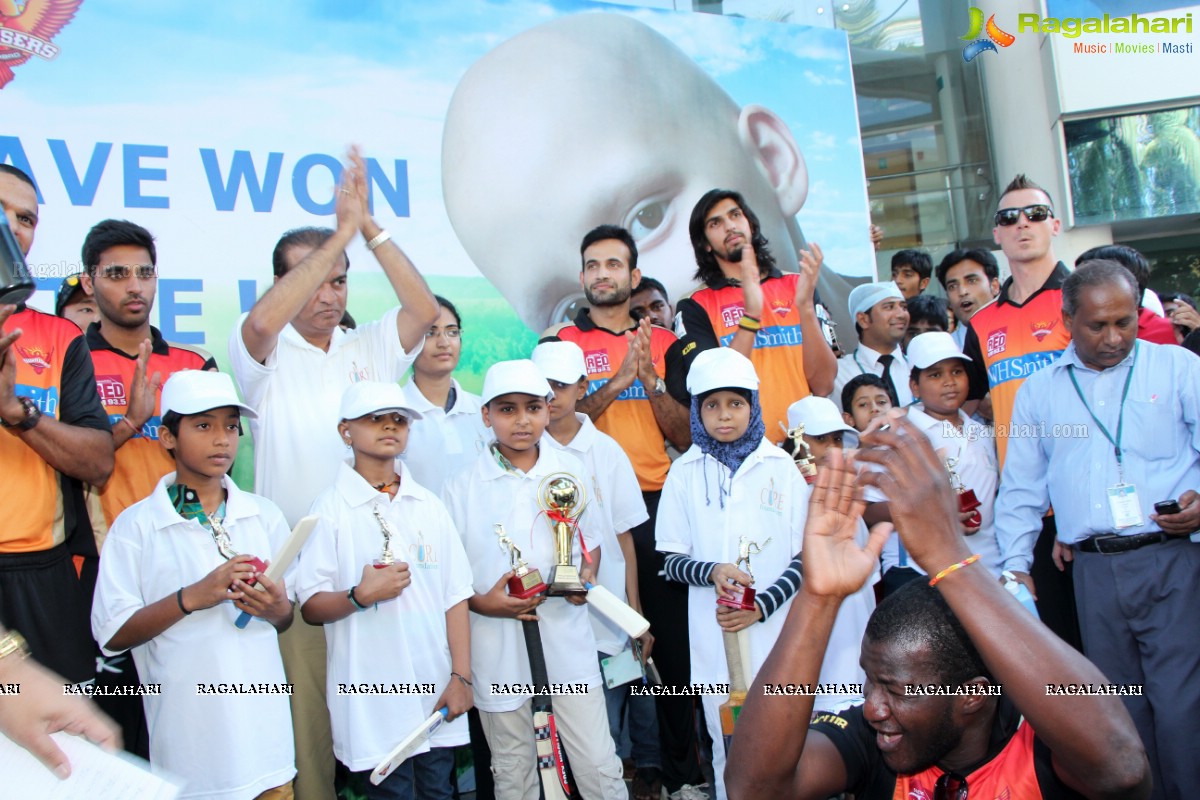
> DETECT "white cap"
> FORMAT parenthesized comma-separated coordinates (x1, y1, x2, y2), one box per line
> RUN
(848, 281, 904, 319)
(481, 359, 553, 405)
(531, 340, 587, 384)
(686, 347, 759, 395)
(906, 331, 972, 370)
(785, 396, 858, 447)
(161, 371, 257, 419)
(339, 381, 423, 421)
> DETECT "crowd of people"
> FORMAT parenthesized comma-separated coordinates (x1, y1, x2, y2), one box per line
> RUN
(1, 153, 1195, 800)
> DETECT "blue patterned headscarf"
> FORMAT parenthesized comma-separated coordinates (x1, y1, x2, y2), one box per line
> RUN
(689, 387, 766, 507)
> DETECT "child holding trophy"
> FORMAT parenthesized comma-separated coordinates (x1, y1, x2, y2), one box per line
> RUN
(441, 359, 627, 800)
(91, 371, 296, 799)
(297, 381, 474, 800)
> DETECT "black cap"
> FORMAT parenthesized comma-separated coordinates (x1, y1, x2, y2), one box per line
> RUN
(55, 272, 86, 316)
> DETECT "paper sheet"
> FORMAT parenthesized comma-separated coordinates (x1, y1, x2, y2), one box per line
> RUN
(0, 730, 180, 799)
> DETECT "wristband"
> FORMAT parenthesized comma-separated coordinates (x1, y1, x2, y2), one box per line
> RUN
(348, 585, 369, 611)
(451, 671, 473, 688)
(738, 316, 762, 332)
(366, 230, 391, 251)
(119, 416, 141, 436)
(177, 588, 192, 616)
(928, 554, 981, 587)
(0, 630, 30, 662)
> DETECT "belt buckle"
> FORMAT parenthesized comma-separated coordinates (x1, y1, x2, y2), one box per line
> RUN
(1090, 534, 1123, 555)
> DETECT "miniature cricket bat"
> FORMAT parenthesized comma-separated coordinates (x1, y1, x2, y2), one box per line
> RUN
(235, 515, 318, 629)
(719, 629, 752, 743)
(522, 619, 571, 800)
(583, 581, 650, 638)
(370, 707, 449, 785)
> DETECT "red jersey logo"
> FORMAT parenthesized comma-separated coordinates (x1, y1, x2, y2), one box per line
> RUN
(95, 375, 128, 406)
(986, 328, 1007, 358)
(583, 349, 611, 375)
(16, 343, 52, 374)
(1029, 319, 1058, 342)
(719, 303, 745, 329)
(0, 0, 82, 90)
(768, 299, 793, 319)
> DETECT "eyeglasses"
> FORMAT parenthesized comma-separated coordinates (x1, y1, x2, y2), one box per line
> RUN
(994, 204, 1054, 227)
(97, 264, 157, 281)
(934, 771, 968, 800)
(425, 326, 461, 339)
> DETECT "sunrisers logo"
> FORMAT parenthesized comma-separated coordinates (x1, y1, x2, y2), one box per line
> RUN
(0, 0, 82, 90)
(961, 7, 1015, 63)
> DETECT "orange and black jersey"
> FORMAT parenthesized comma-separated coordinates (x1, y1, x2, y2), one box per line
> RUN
(544, 309, 676, 492)
(675, 269, 813, 443)
(1, 306, 109, 553)
(963, 263, 1072, 468)
(84, 323, 215, 540)
(811, 699, 1085, 799)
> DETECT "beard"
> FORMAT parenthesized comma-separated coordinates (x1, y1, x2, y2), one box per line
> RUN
(885, 701, 963, 776)
(727, 245, 745, 263)
(584, 282, 632, 308)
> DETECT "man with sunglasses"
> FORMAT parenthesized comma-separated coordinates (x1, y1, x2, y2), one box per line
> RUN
(725, 416, 1151, 800)
(0, 164, 114, 689)
(75, 218, 217, 758)
(960, 174, 1079, 651)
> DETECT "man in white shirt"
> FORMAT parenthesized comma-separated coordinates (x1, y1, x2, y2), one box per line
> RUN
(831, 282, 912, 412)
(228, 148, 438, 800)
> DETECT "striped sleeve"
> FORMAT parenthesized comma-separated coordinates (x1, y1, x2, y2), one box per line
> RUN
(663, 553, 717, 587)
(753, 557, 803, 622)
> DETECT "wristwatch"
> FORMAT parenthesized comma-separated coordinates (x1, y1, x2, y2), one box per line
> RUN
(0, 396, 41, 431)
(652, 377, 667, 397)
(0, 630, 29, 663)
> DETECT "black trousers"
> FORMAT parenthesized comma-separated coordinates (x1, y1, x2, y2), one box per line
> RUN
(0, 544, 94, 683)
(633, 490, 705, 791)
(1030, 515, 1082, 651)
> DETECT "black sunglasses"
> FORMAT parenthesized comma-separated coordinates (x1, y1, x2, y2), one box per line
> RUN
(934, 771, 968, 800)
(994, 204, 1054, 227)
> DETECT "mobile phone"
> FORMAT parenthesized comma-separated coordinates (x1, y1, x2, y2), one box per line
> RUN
(1154, 499, 1182, 516)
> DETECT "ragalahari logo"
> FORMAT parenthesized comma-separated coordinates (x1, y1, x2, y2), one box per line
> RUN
(0, 0, 82, 90)
(961, 7, 1015, 62)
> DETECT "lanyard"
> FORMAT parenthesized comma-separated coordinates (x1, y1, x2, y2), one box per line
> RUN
(1066, 343, 1137, 480)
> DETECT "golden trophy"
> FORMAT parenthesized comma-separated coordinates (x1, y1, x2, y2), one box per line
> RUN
(717, 534, 772, 611)
(946, 456, 982, 531)
(538, 473, 588, 597)
(494, 524, 547, 599)
(783, 422, 817, 484)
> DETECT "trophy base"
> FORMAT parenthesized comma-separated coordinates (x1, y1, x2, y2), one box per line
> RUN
(243, 556, 268, 586)
(507, 569, 548, 600)
(958, 489, 983, 531)
(717, 585, 757, 611)
(547, 564, 587, 597)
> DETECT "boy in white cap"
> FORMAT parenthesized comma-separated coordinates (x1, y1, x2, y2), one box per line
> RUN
(531, 340, 662, 797)
(831, 280, 912, 412)
(92, 370, 296, 800)
(441, 359, 626, 800)
(297, 381, 474, 800)
(656, 348, 818, 800)
(881, 331, 1001, 584)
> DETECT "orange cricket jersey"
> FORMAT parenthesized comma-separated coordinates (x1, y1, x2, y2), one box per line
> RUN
(85, 325, 215, 541)
(967, 264, 1071, 467)
(551, 311, 675, 492)
(679, 271, 811, 442)
(894, 722, 1044, 799)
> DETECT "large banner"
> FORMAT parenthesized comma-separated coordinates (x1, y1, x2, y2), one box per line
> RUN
(3, 0, 871, 386)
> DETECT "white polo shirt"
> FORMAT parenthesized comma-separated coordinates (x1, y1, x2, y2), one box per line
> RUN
(831, 343, 913, 412)
(91, 474, 295, 800)
(400, 378, 491, 496)
(881, 405, 1001, 577)
(656, 440, 874, 712)
(297, 461, 473, 769)
(442, 443, 603, 713)
(542, 413, 649, 656)
(228, 308, 422, 525)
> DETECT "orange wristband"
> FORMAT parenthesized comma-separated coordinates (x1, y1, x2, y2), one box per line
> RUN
(928, 554, 981, 587)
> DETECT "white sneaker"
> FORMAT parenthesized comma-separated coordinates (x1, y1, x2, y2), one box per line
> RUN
(666, 784, 711, 800)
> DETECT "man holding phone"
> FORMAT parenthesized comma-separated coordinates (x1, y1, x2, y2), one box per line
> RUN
(995, 259, 1200, 800)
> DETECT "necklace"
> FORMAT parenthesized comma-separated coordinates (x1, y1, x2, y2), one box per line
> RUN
(372, 474, 400, 492)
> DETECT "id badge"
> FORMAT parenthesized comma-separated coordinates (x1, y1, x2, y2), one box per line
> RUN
(1107, 483, 1143, 529)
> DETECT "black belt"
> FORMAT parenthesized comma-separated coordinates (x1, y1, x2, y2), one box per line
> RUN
(1074, 531, 1168, 554)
